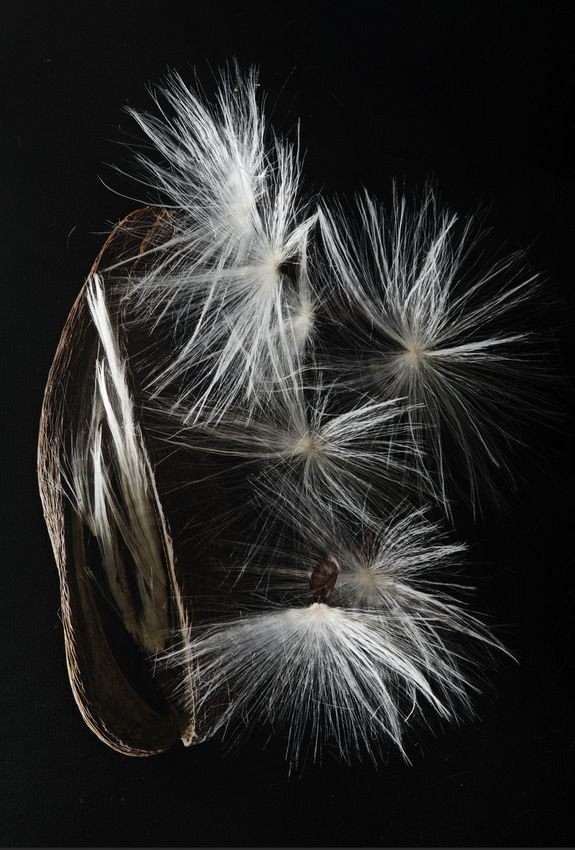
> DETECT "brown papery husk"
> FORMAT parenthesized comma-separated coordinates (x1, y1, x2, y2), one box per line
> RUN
(37, 208, 199, 756)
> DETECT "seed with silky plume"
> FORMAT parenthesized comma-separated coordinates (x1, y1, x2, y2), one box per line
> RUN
(155, 499, 504, 766)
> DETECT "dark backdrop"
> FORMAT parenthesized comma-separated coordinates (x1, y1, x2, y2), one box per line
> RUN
(1, 1, 574, 846)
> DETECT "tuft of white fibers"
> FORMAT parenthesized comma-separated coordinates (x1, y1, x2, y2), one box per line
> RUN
(69, 275, 171, 653)
(159, 502, 502, 766)
(121, 65, 317, 422)
(318, 186, 544, 510)
(159, 369, 426, 528)
(47, 64, 549, 763)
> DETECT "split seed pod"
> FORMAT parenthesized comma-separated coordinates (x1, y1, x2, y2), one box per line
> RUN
(38, 209, 196, 756)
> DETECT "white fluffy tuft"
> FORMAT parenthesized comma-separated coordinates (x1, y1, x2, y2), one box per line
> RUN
(161, 505, 498, 766)
(122, 66, 316, 422)
(160, 371, 426, 527)
(318, 188, 543, 510)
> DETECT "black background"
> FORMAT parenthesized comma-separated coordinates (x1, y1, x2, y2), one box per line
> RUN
(1, 1, 574, 846)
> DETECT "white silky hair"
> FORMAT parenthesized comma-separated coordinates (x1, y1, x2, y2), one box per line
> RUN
(122, 66, 317, 423)
(318, 187, 543, 511)
(69, 275, 170, 653)
(161, 503, 500, 767)
(159, 368, 427, 527)
(58, 66, 546, 764)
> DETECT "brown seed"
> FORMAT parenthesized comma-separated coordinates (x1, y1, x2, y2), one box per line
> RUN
(310, 555, 340, 602)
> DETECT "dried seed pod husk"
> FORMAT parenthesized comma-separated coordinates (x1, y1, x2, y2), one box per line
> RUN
(38, 208, 195, 756)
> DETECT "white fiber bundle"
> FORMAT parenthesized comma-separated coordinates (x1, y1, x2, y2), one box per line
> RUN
(69, 276, 170, 653)
(124, 66, 316, 423)
(41, 64, 548, 763)
(163, 506, 499, 767)
(318, 189, 544, 510)
(160, 372, 426, 526)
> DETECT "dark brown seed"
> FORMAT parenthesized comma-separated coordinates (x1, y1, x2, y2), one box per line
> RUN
(310, 555, 340, 602)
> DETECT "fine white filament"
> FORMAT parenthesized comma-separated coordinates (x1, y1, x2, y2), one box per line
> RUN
(67, 65, 545, 765)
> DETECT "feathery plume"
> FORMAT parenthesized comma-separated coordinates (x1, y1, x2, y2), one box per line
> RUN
(122, 66, 316, 422)
(159, 371, 425, 527)
(318, 187, 543, 510)
(162, 504, 498, 766)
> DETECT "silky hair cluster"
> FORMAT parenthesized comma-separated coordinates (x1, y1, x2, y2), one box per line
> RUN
(41, 64, 547, 767)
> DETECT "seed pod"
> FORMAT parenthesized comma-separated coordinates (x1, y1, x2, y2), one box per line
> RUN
(37, 208, 194, 756)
